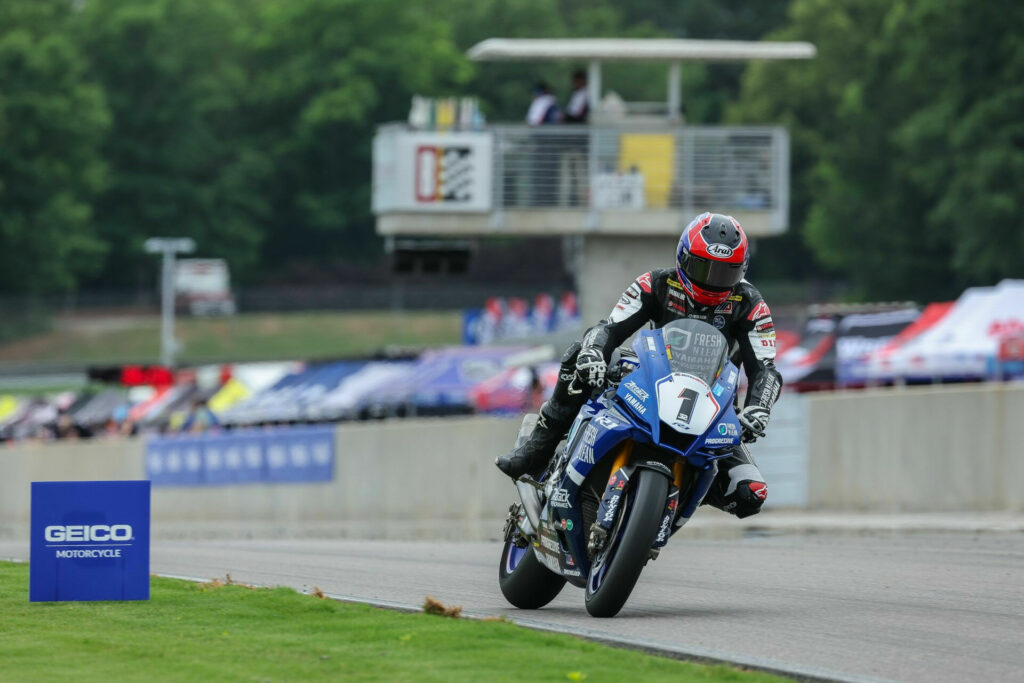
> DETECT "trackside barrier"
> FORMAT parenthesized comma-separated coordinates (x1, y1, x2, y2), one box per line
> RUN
(1, 384, 1021, 542)
(0, 412, 805, 541)
(0, 418, 522, 541)
(751, 392, 809, 508)
(807, 382, 1024, 512)
(145, 426, 335, 486)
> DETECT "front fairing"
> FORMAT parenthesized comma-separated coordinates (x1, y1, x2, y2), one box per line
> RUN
(530, 321, 742, 584)
(616, 325, 742, 463)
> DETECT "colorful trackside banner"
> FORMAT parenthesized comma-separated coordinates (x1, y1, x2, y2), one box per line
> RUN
(30, 480, 151, 602)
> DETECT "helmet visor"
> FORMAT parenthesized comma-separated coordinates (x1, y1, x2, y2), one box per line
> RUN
(679, 251, 745, 290)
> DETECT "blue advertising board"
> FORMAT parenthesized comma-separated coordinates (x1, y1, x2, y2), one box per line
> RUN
(30, 480, 151, 602)
(146, 426, 334, 487)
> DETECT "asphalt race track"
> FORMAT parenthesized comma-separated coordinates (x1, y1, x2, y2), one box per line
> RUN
(4, 531, 1022, 682)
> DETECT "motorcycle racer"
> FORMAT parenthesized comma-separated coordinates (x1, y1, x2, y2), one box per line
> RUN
(496, 212, 782, 518)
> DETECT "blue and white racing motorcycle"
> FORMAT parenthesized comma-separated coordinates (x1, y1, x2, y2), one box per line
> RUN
(499, 319, 744, 617)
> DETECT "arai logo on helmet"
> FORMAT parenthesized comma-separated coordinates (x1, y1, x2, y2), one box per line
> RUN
(707, 243, 734, 258)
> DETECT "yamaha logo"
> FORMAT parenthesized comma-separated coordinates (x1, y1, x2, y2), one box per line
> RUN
(707, 243, 734, 258)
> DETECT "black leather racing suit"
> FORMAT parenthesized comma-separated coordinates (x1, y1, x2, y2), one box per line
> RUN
(552, 269, 783, 518)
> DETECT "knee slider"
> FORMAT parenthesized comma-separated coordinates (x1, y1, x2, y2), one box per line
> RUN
(724, 480, 767, 519)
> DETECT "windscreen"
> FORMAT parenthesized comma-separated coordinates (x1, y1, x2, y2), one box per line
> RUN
(662, 319, 729, 386)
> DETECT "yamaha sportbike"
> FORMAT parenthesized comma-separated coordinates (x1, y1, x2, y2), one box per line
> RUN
(499, 319, 744, 617)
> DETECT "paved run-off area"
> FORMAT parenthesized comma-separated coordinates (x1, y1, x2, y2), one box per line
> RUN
(3, 530, 1021, 682)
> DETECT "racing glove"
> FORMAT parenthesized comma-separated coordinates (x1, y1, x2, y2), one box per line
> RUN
(575, 347, 607, 389)
(737, 405, 771, 443)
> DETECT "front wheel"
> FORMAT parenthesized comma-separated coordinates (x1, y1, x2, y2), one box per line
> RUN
(585, 468, 669, 618)
(499, 536, 567, 609)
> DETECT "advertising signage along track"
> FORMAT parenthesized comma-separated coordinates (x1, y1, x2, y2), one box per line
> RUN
(146, 426, 335, 487)
(30, 480, 151, 602)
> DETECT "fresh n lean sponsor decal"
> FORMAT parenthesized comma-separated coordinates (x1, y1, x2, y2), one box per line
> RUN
(576, 424, 599, 464)
(718, 422, 739, 437)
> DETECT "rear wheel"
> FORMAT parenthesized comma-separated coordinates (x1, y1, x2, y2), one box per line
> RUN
(584, 468, 669, 618)
(498, 536, 567, 609)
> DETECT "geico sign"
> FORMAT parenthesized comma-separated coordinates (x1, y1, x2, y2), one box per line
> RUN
(44, 525, 133, 543)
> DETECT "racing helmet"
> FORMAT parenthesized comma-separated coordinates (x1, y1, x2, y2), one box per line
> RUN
(675, 212, 749, 306)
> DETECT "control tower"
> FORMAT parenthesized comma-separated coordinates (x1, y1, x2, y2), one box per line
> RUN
(373, 38, 815, 325)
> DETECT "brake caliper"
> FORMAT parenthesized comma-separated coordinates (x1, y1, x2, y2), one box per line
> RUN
(587, 524, 607, 557)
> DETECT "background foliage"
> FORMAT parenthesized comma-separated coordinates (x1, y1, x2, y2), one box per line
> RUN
(0, 0, 1020, 299)
(734, 0, 1024, 299)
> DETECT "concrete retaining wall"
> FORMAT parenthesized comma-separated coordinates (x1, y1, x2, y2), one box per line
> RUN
(148, 416, 521, 539)
(807, 383, 1024, 512)
(0, 439, 145, 522)
(2, 383, 1021, 541)
(753, 392, 809, 508)
(0, 417, 521, 541)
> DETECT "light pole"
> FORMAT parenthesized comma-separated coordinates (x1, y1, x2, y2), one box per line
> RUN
(144, 237, 196, 367)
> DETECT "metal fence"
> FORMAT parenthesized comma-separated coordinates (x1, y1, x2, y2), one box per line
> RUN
(497, 125, 785, 214)
(375, 123, 789, 231)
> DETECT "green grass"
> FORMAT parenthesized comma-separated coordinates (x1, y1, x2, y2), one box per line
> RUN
(0, 562, 786, 682)
(0, 311, 461, 365)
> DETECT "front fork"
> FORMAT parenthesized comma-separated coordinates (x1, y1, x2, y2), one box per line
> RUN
(652, 461, 687, 552)
(589, 452, 697, 558)
(588, 441, 633, 555)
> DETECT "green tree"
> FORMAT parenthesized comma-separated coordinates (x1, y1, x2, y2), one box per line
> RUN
(619, 0, 792, 123)
(735, 0, 1024, 299)
(890, 0, 1024, 285)
(244, 0, 471, 269)
(443, 0, 790, 125)
(0, 0, 110, 293)
(441, 0, 626, 123)
(77, 0, 270, 287)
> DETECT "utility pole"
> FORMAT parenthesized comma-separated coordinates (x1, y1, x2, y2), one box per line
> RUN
(143, 237, 196, 367)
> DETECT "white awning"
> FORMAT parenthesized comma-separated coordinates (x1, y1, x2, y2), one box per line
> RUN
(468, 38, 816, 63)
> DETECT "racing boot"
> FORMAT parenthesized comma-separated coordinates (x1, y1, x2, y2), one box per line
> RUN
(495, 400, 575, 480)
